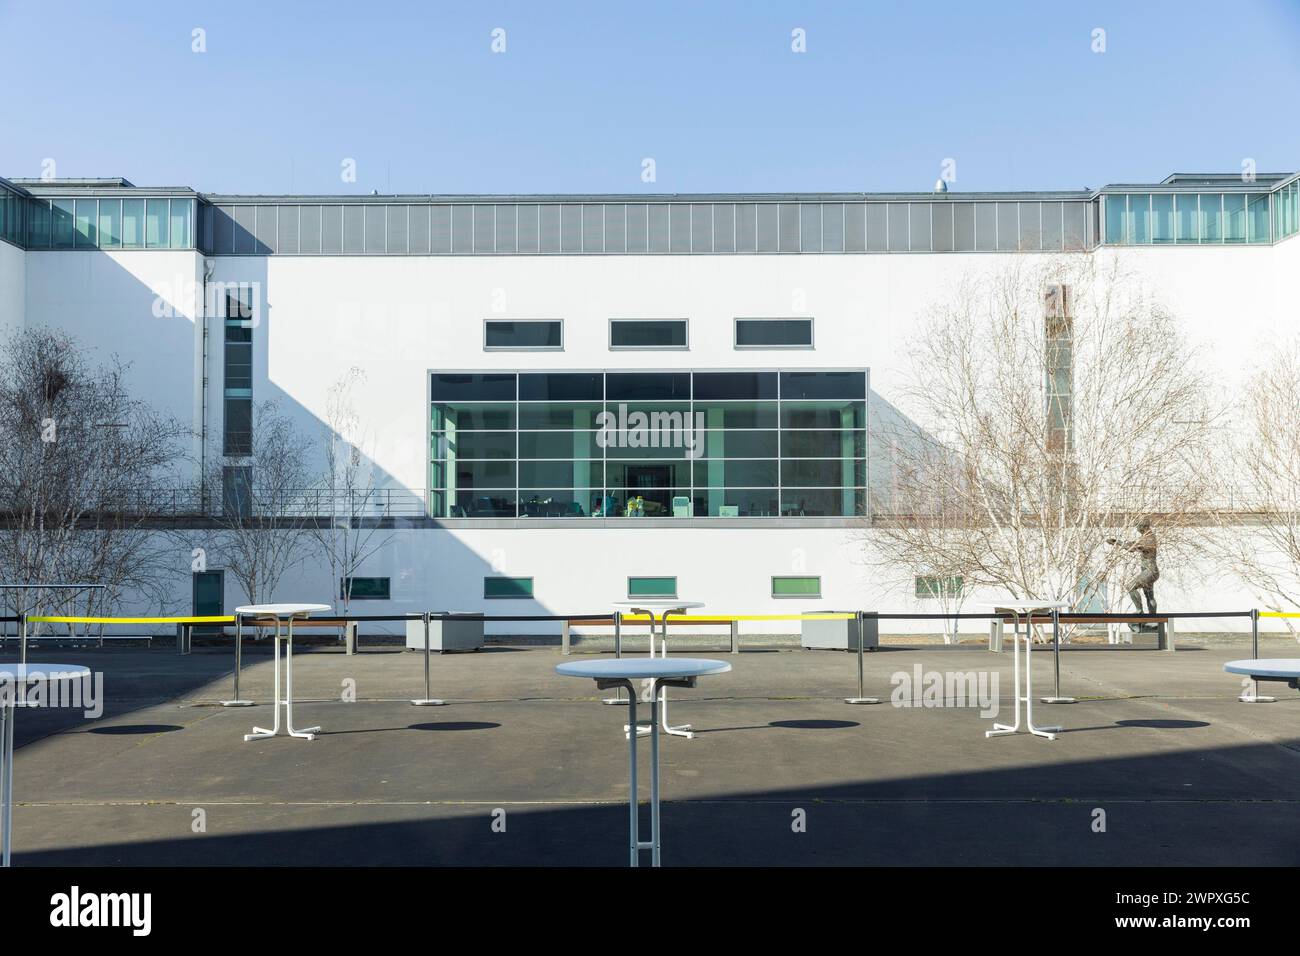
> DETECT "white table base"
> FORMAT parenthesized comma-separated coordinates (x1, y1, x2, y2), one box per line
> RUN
(243, 616, 320, 742)
(0, 703, 14, 867)
(622, 608, 693, 740)
(986, 613, 1061, 741)
(603, 675, 686, 866)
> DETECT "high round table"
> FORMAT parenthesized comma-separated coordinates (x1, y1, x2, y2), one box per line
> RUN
(236, 604, 331, 742)
(613, 600, 705, 739)
(0, 663, 91, 867)
(979, 601, 1069, 741)
(557, 657, 730, 867)
(1224, 659, 1300, 694)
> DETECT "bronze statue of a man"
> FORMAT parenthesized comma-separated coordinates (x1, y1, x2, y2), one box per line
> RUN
(1108, 519, 1159, 630)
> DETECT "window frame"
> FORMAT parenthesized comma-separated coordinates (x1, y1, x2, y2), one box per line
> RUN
(608, 318, 690, 351)
(627, 575, 678, 599)
(483, 576, 535, 600)
(482, 319, 565, 352)
(733, 317, 815, 351)
(340, 576, 391, 601)
(771, 575, 822, 599)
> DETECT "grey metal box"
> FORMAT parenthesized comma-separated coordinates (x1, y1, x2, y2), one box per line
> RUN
(800, 612, 877, 651)
(405, 614, 485, 652)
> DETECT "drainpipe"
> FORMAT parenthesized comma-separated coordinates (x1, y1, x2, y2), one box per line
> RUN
(200, 258, 215, 512)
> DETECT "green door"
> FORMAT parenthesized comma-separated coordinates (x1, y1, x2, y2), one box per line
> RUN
(192, 571, 224, 633)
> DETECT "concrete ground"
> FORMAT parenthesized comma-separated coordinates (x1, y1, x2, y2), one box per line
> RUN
(3, 636, 1299, 866)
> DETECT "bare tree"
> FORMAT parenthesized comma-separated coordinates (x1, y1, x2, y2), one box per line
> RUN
(309, 368, 393, 619)
(200, 400, 317, 611)
(868, 256, 1220, 635)
(0, 327, 189, 630)
(1213, 341, 1300, 633)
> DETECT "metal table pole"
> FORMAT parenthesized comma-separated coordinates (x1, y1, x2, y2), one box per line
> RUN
(1042, 606, 1074, 703)
(0, 702, 12, 867)
(411, 612, 446, 706)
(1240, 608, 1275, 703)
(845, 611, 880, 704)
(649, 681, 662, 867)
(222, 614, 254, 706)
(603, 611, 626, 705)
(625, 679, 638, 866)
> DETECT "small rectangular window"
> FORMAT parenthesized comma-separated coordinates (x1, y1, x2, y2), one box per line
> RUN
(610, 319, 688, 350)
(224, 398, 252, 456)
(915, 576, 963, 599)
(222, 465, 252, 518)
(734, 318, 813, 349)
(772, 575, 821, 598)
(628, 576, 676, 599)
(484, 320, 563, 351)
(341, 577, 391, 600)
(484, 576, 533, 599)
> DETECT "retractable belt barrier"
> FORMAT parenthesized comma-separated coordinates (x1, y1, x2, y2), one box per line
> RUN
(6, 606, 1296, 713)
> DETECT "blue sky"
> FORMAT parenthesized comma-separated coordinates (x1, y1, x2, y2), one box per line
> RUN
(2, 0, 1298, 195)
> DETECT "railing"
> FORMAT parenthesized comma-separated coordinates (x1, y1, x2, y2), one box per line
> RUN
(0, 486, 430, 520)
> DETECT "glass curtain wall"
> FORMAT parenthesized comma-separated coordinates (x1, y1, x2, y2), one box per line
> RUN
(1104, 192, 1273, 245)
(429, 370, 866, 518)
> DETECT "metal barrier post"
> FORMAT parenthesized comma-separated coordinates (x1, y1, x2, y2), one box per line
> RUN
(19, 613, 26, 668)
(844, 611, 880, 705)
(730, 619, 739, 654)
(562, 619, 570, 655)
(1042, 606, 1074, 703)
(1239, 608, 1275, 703)
(603, 611, 627, 705)
(411, 611, 446, 706)
(221, 615, 254, 707)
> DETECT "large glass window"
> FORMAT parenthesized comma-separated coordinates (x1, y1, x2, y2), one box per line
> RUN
(1223, 193, 1247, 243)
(1199, 193, 1222, 242)
(1104, 194, 1128, 244)
(73, 199, 97, 247)
(145, 199, 169, 248)
(1151, 194, 1173, 243)
(51, 199, 75, 248)
(98, 199, 121, 247)
(429, 370, 866, 519)
(121, 198, 145, 248)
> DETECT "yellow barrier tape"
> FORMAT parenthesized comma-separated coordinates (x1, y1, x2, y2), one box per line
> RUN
(28, 615, 236, 625)
(1258, 612, 1300, 619)
(609, 613, 856, 622)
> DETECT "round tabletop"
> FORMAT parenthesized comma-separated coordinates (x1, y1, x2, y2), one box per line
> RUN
(977, 601, 1070, 612)
(235, 603, 331, 617)
(613, 600, 705, 610)
(557, 658, 731, 680)
(0, 663, 91, 682)
(1224, 659, 1300, 678)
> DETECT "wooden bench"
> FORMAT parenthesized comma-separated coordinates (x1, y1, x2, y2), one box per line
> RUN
(989, 615, 1173, 652)
(237, 617, 362, 653)
(562, 617, 740, 655)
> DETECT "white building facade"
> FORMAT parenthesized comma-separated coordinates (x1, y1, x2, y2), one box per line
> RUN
(1, 172, 1298, 633)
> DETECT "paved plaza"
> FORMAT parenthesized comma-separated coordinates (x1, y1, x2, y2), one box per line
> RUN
(4, 638, 1299, 866)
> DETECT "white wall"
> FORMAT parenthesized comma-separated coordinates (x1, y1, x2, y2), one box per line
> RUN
(0, 240, 24, 338)
(18, 238, 1300, 630)
(23, 250, 205, 477)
